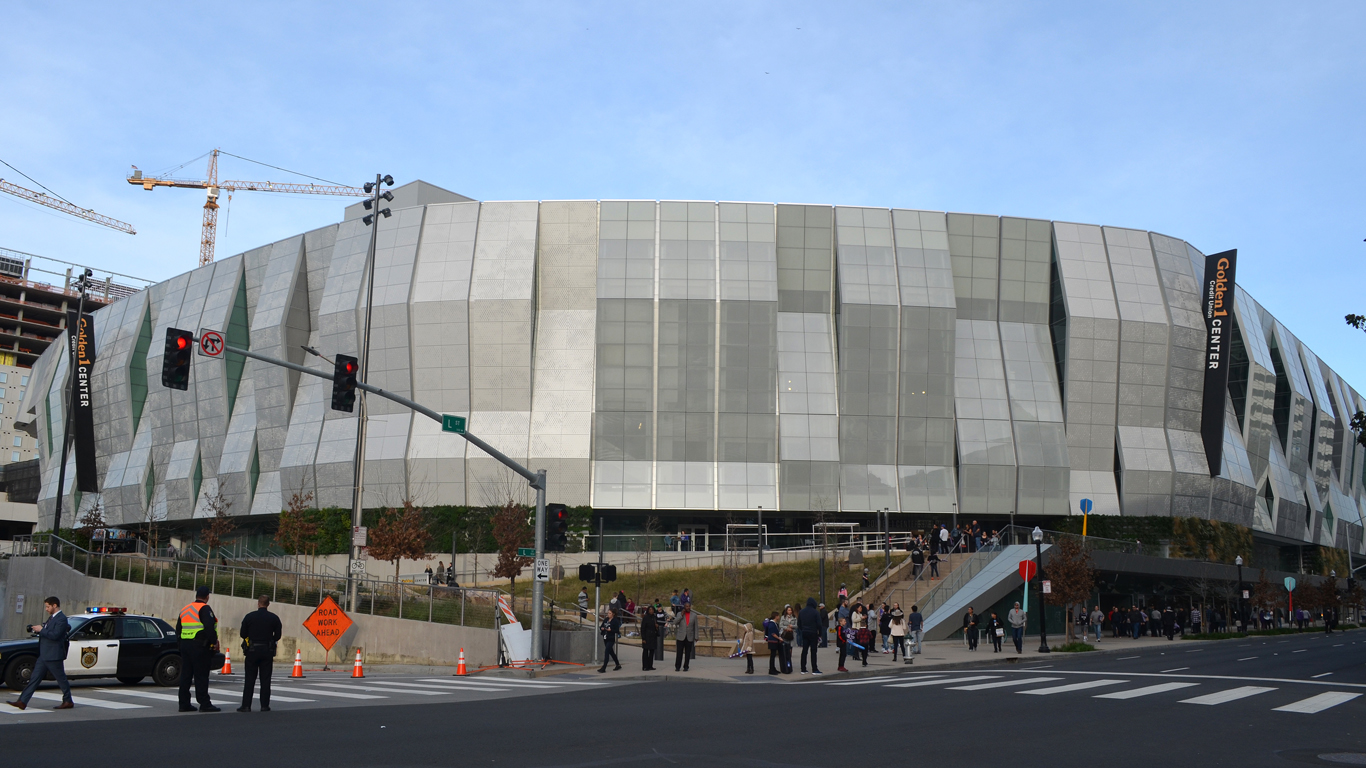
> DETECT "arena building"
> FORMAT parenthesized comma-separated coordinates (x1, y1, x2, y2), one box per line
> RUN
(19, 182, 1364, 559)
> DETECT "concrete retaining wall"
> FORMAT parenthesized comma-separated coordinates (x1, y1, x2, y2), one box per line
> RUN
(1, 557, 498, 669)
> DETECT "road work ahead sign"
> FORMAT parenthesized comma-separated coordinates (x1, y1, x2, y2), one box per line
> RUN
(303, 596, 353, 652)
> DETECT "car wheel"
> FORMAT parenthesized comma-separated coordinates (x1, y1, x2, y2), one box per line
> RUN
(153, 654, 182, 687)
(3, 656, 34, 691)
(117, 676, 145, 685)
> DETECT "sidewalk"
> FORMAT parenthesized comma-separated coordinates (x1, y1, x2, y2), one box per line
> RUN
(552, 633, 1197, 684)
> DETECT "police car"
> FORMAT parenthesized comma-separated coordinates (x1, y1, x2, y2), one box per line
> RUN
(0, 607, 182, 690)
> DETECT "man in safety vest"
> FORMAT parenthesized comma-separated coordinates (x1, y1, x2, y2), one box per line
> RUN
(176, 585, 220, 712)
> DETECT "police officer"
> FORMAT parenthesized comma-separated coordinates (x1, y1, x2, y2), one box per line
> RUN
(238, 595, 282, 712)
(177, 585, 220, 712)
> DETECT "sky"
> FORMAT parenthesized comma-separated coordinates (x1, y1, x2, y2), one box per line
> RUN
(2, 2, 1364, 382)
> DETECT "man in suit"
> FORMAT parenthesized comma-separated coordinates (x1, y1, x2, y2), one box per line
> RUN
(670, 603, 698, 671)
(7, 596, 73, 710)
(238, 595, 283, 712)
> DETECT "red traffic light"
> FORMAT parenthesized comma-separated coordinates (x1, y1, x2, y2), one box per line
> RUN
(344, 360, 357, 374)
(176, 336, 189, 350)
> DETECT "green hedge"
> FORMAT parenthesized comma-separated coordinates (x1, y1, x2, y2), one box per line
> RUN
(298, 504, 595, 556)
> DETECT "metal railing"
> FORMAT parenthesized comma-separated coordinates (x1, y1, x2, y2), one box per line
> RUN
(916, 546, 1009, 621)
(12, 533, 510, 630)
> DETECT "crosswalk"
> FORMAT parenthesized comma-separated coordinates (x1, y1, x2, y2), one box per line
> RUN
(805, 672, 1363, 715)
(0, 674, 612, 721)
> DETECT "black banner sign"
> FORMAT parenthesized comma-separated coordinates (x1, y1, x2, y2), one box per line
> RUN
(1200, 249, 1237, 477)
(66, 311, 98, 493)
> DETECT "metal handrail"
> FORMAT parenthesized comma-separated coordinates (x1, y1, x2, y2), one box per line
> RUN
(917, 546, 1008, 620)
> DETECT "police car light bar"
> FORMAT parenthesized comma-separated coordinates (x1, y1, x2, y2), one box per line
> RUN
(85, 607, 127, 614)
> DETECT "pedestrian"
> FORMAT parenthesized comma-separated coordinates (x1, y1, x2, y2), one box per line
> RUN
(653, 600, 668, 659)
(817, 602, 830, 648)
(578, 587, 589, 621)
(670, 589, 681, 615)
(6, 596, 73, 711)
(680, 588, 692, 611)
(1007, 601, 1026, 653)
(889, 607, 907, 661)
(177, 585, 221, 712)
(433, 561, 444, 586)
(986, 611, 1004, 652)
(445, 563, 456, 587)
(1162, 606, 1176, 641)
(938, 524, 949, 554)
(852, 604, 871, 666)
(962, 607, 979, 651)
(928, 550, 940, 579)
(671, 602, 698, 671)
(1089, 605, 1104, 644)
(598, 607, 622, 673)
(878, 602, 893, 653)
(908, 604, 924, 654)
(835, 616, 852, 672)
(1149, 607, 1161, 638)
(798, 597, 823, 674)
(1128, 606, 1143, 639)
(1190, 605, 1202, 635)
(424, 564, 434, 584)
(640, 604, 658, 670)
(732, 621, 755, 674)
(763, 611, 783, 675)
(838, 582, 849, 600)
(779, 604, 797, 674)
(911, 546, 925, 578)
(862, 567, 870, 591)
(238, 595, 282, 712)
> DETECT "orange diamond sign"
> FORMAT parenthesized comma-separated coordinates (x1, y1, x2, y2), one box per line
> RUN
(303, 596, 352, 652)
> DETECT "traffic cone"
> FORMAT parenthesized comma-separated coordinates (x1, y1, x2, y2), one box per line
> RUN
(219, 648, 233, 675)
(456, 648, 467, 676)
(290, 648, 306, 678)
(351, 648, 365, 678)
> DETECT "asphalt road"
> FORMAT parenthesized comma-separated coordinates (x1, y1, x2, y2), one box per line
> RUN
(3, 631, 1364, 768)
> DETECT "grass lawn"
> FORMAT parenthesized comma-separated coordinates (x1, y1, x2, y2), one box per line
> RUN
(505, 554, 906, 625)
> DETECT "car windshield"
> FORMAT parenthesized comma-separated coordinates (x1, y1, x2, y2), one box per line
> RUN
(63, 616, 90, 633)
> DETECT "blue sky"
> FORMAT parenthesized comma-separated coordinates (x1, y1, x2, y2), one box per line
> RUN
(2, 2, 1364, 382)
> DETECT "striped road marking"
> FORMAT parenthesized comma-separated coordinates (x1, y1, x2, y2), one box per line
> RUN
(886, 676, 1000, 688)
(95, 688, 183, 702)
(310, 683, 451, 696)
(380, 680, 513, 692)
(1180, 686, 1277, 705)
(1018, 679, 1127, 696)
(1273, 692, 1362, 714)
(948, 677, 1063, 691)
(28, 691, 146, 709)
(420, 678, 562, 689)
(253, 686, 382, 700)
(207, 687, 317, 703)
(0, 703, 50, 714)
(827, 676, 905, 686)
(1095, 682, 1200, 700)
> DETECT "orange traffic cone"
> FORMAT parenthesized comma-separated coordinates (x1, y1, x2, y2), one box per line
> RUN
(456, 648, 467, 676)
(290, 648, 306, 678)
(219, 648, 233, 675)
(351, 648, 365, 678)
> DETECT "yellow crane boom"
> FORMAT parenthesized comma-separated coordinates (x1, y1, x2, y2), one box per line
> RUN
(127, 149, 366, 266)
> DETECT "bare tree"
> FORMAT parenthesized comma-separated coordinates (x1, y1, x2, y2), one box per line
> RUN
(491, 499, 533, 610)
(75, 498, 106, 551)
(274, 491, 318, 570)
(1041, 536, 1096, 642)
(366, 499, 433, 582)
(200, 489, 236, 564)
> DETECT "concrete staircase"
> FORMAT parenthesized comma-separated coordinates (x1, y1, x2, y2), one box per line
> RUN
(859, 551, 973, 611)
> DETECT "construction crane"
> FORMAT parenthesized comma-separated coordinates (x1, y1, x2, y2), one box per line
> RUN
(127, 148, 367, 266)
(0, 178, 137, 234)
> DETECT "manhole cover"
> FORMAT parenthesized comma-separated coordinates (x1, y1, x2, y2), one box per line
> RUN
(1320, 754, 1366, 765)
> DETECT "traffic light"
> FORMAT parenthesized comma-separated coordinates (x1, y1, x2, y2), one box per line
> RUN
(331, 354, 358, 412)
(161, 328, 193, 390)
(578, 563, 596, 582)
(547, 503, 569, 551)
(601, 563, 617, 583)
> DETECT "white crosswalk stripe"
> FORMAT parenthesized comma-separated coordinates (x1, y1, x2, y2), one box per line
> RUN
(1180, 686, 1277, 705)
(28, 691, 147, 709)
(311, 682, 452, 696)
(420, 677, 562, 689)
(1018, 679, 1127, 696)
(0, 703, 50, 714)
(886, 676, 1000, 688)
(948, 677, 1063, 691)
(207, 687, 317, 703)
(95, 688, 183, 702)
(368, 680, 514, 692)
(1094, 682, 1199, 700)
(1273, 692, 1362, 713)
(827, 676, 904, 686)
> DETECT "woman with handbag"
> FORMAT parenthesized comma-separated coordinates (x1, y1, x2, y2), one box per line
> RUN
(763, 611, 783, 675)
(889, 607, 907, 661)
(779, 605, 798, 674)
(986, 611, 1004, 652)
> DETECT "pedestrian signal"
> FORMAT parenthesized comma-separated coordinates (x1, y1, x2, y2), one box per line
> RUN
(601, 563, 617, 583)
(578, 564, 596, 582)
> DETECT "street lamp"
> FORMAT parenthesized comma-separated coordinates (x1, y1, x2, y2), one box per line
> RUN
(1033, 526, 1050, 653)
(757, 505, 763, 564)
(1235, 555, 1245, 634)
(1330, 570, 1339, 634)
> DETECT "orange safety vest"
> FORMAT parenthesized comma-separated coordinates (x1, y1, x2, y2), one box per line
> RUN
(179, 601, 205, 640)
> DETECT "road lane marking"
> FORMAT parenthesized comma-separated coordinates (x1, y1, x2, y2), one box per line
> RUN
(1237, 657, 1257, 661)
(95, 688, 182, 702)
(968, 669, 1366, 689)
(1018, 679, 1127, 696)
(1021, 665, 1053, 670)
(0, 704, 49, 715)
(361, 680, 514, 692)
(1095, 682, 1199, 699)
(828, 676, 905, 686)
(1293, 649, 1307, 653)
(1185, 649, 1204, 653)
(207, 687, 316, 703)
(1160, 667, 1190, 673)
(310, 682, 451, 696)
(886, 676, 1000, 688)
(28, 691, 146, 709)
(1312, 673, 1333, 678)
(420, 678, 563, 689)
(263, 686, 384, 699)
(1180, 686, 1276, 705)
(948, 677, 1062, 691)
(1117, 656, 1140, 660)
(1273, 692, 1361, 713)
(1333, 644, 1344, 648)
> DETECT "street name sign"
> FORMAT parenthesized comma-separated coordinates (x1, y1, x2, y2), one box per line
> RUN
(441, 414, 467, 434)
(517, 547, 536, 557)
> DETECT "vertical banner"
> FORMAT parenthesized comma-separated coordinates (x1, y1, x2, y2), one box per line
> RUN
(66, 311, 98, 492)
(1199, 249, 1237, 477)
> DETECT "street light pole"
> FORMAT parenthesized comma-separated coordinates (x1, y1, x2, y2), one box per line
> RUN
(1034, 526, 1050, 653)
(757, 505, 763, 564)
(1235, 555, 1245, 634)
